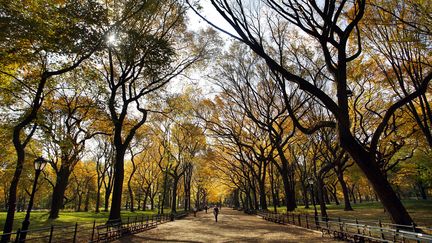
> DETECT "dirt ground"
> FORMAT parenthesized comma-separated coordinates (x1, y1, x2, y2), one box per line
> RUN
(117, 208, 340, 242)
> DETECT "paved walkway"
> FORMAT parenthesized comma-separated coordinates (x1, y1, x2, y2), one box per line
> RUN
(117, 209, 339, 242)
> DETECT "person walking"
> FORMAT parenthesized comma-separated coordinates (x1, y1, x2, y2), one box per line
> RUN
(213, 206, 219, 222)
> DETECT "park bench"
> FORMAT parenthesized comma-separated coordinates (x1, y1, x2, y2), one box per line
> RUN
(274, 214, 285, 224)
(396, 229, 432, 242)
(353, 233, 393, 243)
(176, 212, 189, 219)
(96, 219, 123, 242)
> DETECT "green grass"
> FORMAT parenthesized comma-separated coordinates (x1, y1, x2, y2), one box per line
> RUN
(275, 199, 432, 227)
(0, 209, 168, 233)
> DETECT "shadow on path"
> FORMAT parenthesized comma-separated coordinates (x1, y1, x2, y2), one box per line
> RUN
(117, 209, 339, 242)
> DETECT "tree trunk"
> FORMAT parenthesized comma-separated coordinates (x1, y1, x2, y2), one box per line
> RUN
(418, 183, 427, 200)
(183, 180, 190, 211)
(143, 192, 148, 211)
(233, 189, 240, 209)
(258, 179, 268, 210)
(350, 185, 357, 204)
(337, 174, 352, 211)
(281, 169, 296, 211)
(104, 188, 110, 212)
(251, 181, 258, 210)
(77, 192, 82, 212)
(341, 134, 414, 224)
(329, 185, 340, 205)
(1, 145, 24, 242)
(49, 167, 71, 219)
(303, 183, 310, 209)
(137, 193, 141, 210)
(324, 187, 331, 204)
(109, 148, 126, 221)
(84, 189, 90, 212)
(95, 184, 101, 213)
(317, 179, 328, 219)
(171, 178, 179, 213)
(128, 183, 134, 212)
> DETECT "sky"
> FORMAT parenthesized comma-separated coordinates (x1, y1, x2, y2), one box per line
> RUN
(166, 1, 238, 98)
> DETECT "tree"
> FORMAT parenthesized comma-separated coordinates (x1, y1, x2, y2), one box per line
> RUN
(97, 0, 204, 221)
(363, 0, 432, 147)
(0, 1, 106, 238)
(92, 138, 113, 213)
(190, 0, 432, 224)
(39, 77, 106, 219)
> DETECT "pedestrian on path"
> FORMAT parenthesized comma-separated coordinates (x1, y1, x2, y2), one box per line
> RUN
(205, 205, 208, 213)
(213, 206, 219, 222)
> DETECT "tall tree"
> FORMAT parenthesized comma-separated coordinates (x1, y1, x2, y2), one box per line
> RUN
(99, 0, 204, 221)
(39, 78, 106, 219)
(189, 0, 432, 224)
(0, 1, 106, 238)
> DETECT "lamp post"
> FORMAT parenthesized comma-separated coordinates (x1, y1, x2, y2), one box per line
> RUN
(307, 177, 318, 228)
(19, 157, 47, 241)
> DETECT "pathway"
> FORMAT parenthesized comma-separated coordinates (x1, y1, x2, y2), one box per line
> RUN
(117, 208, 339, 242)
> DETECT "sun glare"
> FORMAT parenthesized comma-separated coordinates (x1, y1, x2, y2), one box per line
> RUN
(107, 34, 117, 46)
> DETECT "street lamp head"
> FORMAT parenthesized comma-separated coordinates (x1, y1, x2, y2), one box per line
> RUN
(307, 177, 314, 185)
(34, 157, 47, 172)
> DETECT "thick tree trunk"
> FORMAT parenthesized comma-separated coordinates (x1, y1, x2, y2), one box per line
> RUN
(337, 173, 353, 211)
(109, 148, 126, 221)
(258, 179, 268, 210)
(233, 189, 240, 209)
(49, 167, 71, 219)
(317, 179, 328, 219)
(281, 169, 296, 211)
(239, 192, 245, 208)
(104, 188, 110, 212)
(340, 133, 414, 225)
(1, 146, 24, 243)
(171, 178, 179, 213)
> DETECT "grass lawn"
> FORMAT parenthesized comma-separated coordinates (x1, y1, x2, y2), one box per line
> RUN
(275, 199, 432, 227)
(0, 209, 168, 233)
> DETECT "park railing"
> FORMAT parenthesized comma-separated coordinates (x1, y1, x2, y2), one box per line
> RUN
(0, 211, 188, 242)
(255, 210, 432, 243)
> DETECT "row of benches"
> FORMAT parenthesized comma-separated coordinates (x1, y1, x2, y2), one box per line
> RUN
(320, 220, 432, 243)
(256, 211, 432, 243)
(95, 214, 171, 242)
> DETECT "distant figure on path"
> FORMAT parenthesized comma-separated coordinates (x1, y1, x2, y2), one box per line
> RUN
(193, 207, 197, 217)
(213, 206, 219, 222)
(205, 205, 208, 213)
